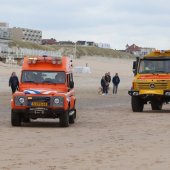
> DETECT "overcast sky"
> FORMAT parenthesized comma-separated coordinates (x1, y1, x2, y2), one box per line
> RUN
(0, 0, 170, 50)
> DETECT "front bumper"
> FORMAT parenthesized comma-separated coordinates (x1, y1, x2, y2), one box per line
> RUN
(12, 108, 65, 119)
(128, 90, 170, 97)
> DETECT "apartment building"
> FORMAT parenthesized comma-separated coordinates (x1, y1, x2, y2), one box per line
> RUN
(0, 22, 11, 52)
(0, 22, 11, 40)
(10, 27, 42, 44)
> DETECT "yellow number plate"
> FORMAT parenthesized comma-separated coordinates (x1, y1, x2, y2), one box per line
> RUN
(31, 102, 48, 107)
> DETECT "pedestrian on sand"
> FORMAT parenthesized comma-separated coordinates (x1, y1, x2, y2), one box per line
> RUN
(104, 72, 111, 94)
(112, 73, 120, 94)
(105, 72, 111, 83)
(101, 76, 107, 95)
(9, 72, 19, 94)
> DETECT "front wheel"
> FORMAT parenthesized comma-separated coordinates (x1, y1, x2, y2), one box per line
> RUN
(131, 96, 144, 112)
(59, 110, 69, 127)
(11, 110, 21, 126)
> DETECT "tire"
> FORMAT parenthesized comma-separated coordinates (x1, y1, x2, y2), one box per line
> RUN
(11, 110, 21, 126)
(131, 96, 144, 112)
(59, 110, 69, 127)
(74, 109, 76, 119)
(69, 109, 76, 124)
(69, 115, 75, 124)
(151, 101, 163, 110)
(23, 117, 30, 123)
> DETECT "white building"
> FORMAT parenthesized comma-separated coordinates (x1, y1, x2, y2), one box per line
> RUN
(97, 43, 110, 49)
(140, 47, 155, 56)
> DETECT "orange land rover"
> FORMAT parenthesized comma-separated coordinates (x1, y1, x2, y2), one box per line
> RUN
(11, 55, 76, 127)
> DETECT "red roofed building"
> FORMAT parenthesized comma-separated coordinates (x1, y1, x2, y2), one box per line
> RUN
(126, 44, 155, 56)
(126, 44, 141, 55)
(42, 38, 57, 45)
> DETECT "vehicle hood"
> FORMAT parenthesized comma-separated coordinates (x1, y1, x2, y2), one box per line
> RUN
(136, 74, 170, 81)
(21, 88, 64, 95)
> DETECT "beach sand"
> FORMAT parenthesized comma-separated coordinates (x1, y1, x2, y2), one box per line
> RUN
(0, 56, 170, 170)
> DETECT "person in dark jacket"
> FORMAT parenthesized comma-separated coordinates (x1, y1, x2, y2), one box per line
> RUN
(101, 76, 107, 95)
(104, 72, 111, 94)
(105, 72, 111, 83)
(9, 72, 19, 94)
(112, 73, 120, 94)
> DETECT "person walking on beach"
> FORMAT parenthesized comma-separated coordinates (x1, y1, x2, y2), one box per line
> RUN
(104, 72, 111, 94)
(9, 72, 19, 94)
(101, 76, 107, 95)
(105, 72, 111, 83)
(112, 73, 120, 94)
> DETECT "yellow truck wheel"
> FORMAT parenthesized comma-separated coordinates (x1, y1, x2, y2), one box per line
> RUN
(151, 101, 163, 110)
(131, 96, 144, 112)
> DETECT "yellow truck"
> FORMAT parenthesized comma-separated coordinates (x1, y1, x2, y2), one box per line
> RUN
(128, 50, 170, 112)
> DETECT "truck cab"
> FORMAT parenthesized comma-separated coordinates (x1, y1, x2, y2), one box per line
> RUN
(11, 55, 76, 127)
(128, 50, 170, 112)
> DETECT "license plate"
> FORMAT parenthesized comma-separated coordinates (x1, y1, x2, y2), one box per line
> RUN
(31, 102, 48, 107)
(35, 109, 44, 114)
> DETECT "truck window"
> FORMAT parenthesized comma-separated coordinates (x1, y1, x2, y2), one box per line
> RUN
(67, 73, 74, 89)
(139, 59, 170, 74)
(21, 71, 65, 84)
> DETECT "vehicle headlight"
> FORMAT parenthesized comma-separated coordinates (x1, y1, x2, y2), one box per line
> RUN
(165, 92, 170, 96)
(19, 97, 25, 104)
(54, 98, 60, 104)
(133, 92, 139, 96)
(53, 97, 64, 106)
(14, 96, 27, 106)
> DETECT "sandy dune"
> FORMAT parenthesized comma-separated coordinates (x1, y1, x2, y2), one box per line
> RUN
(0, 56, 170, 170)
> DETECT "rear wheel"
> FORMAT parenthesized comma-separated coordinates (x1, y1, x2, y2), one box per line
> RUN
(131, 96, 144, 112)
(151, 101, 163, 110)
(59, 110, 69, 127)
(11, 110, 21, 126)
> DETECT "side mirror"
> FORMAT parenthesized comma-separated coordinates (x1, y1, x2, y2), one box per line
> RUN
(70, 81, 74, 89)
(133, 61, 137, 75)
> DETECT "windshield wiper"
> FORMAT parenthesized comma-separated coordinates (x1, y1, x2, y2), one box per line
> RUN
(141, 70, 153, 74)
(154, 70, 168, 73)
(140, 70, 169, 74)
(42, 80, 55, 84)
(23, 80, 36, 83)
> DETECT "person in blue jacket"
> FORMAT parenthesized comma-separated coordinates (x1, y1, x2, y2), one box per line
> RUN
(112, 73, 120, 94)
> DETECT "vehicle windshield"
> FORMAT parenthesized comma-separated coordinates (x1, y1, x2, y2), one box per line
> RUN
(139, 59, 170, 74)
(21, 71, 65, 84)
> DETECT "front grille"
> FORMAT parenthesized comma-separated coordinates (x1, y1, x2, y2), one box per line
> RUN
(27, 96, 51, 106)
(136, 82, 168, 90)
(30, 96, 51, 102)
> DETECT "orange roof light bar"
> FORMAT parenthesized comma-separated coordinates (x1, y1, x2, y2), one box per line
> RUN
(27, 55, 62, 65)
